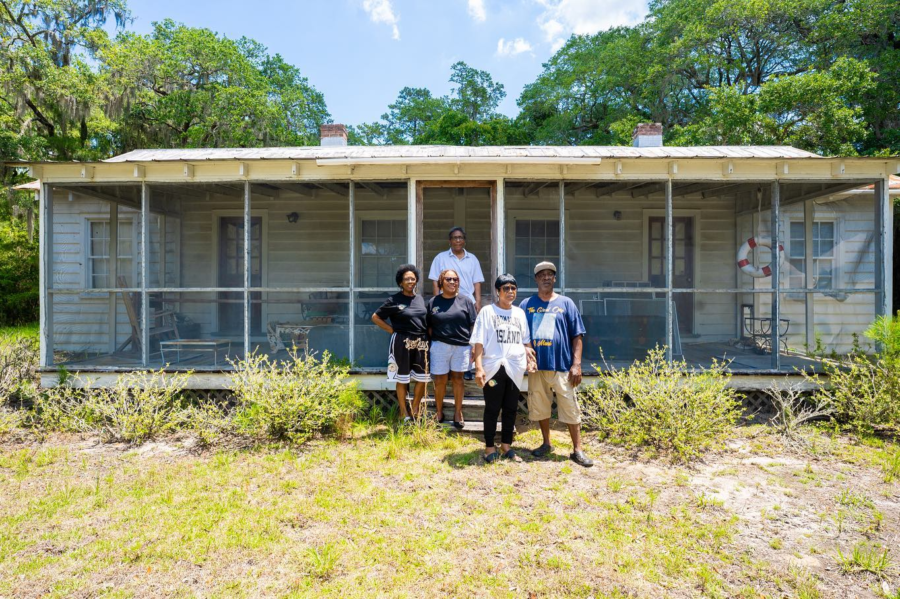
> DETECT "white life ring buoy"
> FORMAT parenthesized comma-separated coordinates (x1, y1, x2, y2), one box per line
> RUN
(737, 237, 785, 278)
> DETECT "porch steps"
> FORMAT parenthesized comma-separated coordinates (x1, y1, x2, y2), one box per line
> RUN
(416, 394, 525, 437)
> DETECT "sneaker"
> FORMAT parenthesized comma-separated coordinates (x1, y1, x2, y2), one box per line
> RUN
(531, 443, 553, 458)
(570, 450, 594, 468)
(402, 416, 413, 425)
(463, 371, 475, 381)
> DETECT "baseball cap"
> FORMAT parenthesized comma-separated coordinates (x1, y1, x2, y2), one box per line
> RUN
(533, 261, 557, 275)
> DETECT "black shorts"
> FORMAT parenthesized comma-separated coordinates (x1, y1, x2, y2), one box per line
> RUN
(387, 333, 431, 384)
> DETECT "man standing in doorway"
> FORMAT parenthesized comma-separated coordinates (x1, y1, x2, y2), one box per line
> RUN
(429, 226, 485, 311)
(520, 261, 593, 467)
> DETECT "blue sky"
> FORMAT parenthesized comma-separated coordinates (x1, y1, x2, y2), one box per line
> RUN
(119, 0, 650, 126)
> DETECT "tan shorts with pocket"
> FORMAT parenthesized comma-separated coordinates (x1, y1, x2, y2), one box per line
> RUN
(527, 370, 582, 425)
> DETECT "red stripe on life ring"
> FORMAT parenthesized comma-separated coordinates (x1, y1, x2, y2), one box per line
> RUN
(762, 265, 772, 277)
(747, 237, 757, 249)
(738, 259, 750, 268)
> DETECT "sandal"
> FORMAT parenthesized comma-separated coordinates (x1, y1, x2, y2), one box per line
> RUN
(452, 420, 465, 430)
(501, 449, 522, 463)
(483, 450, 500, 464)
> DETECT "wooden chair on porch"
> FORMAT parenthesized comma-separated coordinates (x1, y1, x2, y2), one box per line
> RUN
(115, 276, 180, 355)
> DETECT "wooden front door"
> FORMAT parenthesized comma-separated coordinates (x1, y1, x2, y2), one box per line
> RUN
(218, 217, 262, 334)
(416, 181, 497, 308)
(648, 216, 695, 334)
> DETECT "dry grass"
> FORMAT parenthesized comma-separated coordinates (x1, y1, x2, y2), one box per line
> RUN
(0, 425, 898, 598)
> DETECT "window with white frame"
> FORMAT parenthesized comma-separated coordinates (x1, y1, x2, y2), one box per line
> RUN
(358, 217, 407, 288)
(788, 220, 836, 290)
(512, 218, 560, 285)
(88, 219, 135, 288)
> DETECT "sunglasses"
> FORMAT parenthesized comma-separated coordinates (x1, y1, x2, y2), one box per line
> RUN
(500, 285, 517, 292)
(444, 277, 460, 283)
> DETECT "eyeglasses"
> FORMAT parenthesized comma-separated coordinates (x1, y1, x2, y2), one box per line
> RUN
(444, 277, 459, 283)
(450, 236, 465, 241)
(402, 277, 418, 283)
(500, 285, 517, 292)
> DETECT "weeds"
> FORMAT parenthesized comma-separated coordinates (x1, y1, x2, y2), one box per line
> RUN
(583, 347, 741, 461)
(179, 397, 236, 447)
(836, 542, 892, 577)
(881, 450, 900, 484)
(766, 383, 834, 446)
(304, 543, 340, 579)
(0, 336, 38, 404)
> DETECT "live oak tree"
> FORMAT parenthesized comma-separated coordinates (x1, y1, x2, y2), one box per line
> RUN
(102, 19, 330, 150)
(0, 0, 129, 163)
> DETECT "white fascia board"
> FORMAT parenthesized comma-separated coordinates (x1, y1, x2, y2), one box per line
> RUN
(315, 157, 603, 166)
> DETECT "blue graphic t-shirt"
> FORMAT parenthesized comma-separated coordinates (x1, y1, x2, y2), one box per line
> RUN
(520, 294, 586, 373)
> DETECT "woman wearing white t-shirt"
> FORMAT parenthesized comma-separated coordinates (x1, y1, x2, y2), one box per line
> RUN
(470, 274, 537, 463)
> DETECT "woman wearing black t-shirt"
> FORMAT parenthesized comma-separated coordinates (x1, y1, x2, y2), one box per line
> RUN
(372, 264, 430, 423)
(426, 269, 476, 429)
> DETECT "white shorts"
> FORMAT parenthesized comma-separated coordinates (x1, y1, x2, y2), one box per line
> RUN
(430, 340, 471, 376)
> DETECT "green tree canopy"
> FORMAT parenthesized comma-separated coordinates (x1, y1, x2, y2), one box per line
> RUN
(102, 19, 330, 149)
(515, 0, 899, 155)
(0, 0, 129, 162)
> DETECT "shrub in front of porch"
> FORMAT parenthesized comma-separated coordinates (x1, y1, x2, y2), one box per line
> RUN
(34, 370, 191, 443)
(804, 314, 900, 436)
(0, 333, 38, 405)
(582, 347, 741, 461)
(230, 351, 365, 445)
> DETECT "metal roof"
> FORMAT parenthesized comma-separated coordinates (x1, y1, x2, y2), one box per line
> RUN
(104, 145, 822, 163)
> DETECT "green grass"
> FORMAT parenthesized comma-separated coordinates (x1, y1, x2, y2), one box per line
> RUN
(0, 322, 38, 342)
(0, 427, 764, 597)
(0, 423, 898, 597)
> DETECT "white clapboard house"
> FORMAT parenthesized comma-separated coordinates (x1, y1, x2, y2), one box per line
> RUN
(19, 124, 897, 390)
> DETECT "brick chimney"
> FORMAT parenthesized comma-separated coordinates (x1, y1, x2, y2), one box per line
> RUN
(320, 124, 348, 147)
(632, 123, 663, 148)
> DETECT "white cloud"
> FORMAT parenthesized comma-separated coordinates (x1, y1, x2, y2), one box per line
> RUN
(536, 0, 648, 49)
(362, 0, 400, 40)
(496, 37, 534, 57)
(467, 0, 487, 22)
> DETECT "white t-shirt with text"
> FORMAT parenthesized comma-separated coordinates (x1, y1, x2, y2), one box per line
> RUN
(469, 304, 531, 390)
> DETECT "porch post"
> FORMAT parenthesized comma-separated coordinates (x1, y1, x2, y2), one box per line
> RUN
(559, 182, 566, 292)
(141, 182, 149, 367)
(665, 179, 673, 362)
(39, 183, 53, 367)
(804, 199, 815, 351)
(496, 179, 505, 275)
(108, 203, 119, 353)
(408, 178, 418, 266)
(770, 181, 781, 370)
(244, 181, 251, 360)
(349, 182, 355, 363)
(875, 177, 893, 318)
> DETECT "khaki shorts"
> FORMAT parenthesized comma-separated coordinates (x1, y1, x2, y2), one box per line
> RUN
(527, 370, 582, 425)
